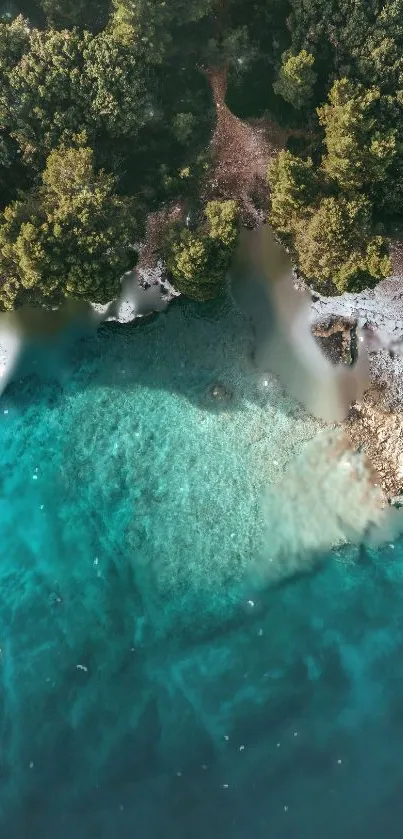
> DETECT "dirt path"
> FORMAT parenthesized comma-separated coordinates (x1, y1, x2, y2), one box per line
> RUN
(138, 65, 289, 270)
(203, 67, 288, 224)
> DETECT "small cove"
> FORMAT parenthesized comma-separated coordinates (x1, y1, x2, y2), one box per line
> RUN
(0, 295, 403, 837)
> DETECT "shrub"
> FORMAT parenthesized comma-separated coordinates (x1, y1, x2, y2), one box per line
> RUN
(164, 200, 238, 301)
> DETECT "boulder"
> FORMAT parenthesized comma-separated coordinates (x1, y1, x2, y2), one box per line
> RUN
(210, 382, 233, 402)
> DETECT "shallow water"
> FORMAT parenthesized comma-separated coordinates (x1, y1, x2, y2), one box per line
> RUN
(1, 297, 403, 838)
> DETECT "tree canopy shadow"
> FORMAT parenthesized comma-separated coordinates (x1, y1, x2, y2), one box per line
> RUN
(3, 293, 302, 422)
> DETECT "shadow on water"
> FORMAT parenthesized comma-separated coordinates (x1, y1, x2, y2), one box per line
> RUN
(2, 225, 370, 430)
(5, 542, 403, 839)
(3, 250, 403, 835)
(2, 294, 275, 418)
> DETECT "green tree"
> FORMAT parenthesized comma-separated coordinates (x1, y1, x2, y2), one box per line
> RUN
(164, 200, 238, 301)
(0, 12, 214, 201)
(294, 194, 390, 293)
(4, 27, 88, 170)
(273, 49, 317, 109)
(171, 112, 197, 145)
(0, 14, 28, 75)
(0, 15, 30, 196)
(1, 21, 154, 176)
(0, 141, 137, 309)
(343, 0, 403, 92)
(318, 78, 396, 191)
(81, 24, 150, 139)
(204, 199, 238, 246)
(268, 150, 318, 235)
(111, 0, 213, 64)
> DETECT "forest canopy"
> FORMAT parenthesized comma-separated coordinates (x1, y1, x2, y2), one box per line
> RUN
(0, 0, 402, 306)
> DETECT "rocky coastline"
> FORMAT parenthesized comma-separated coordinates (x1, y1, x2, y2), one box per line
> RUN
(308, 247, 403, 499)
(311, 307, 403, 500)
(1, 242, 403, 502)
(113, 254, 403, 502)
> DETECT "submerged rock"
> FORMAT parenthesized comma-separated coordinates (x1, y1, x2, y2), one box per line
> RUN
(311, 315, 357, 366)
(210, 382, 233, 402)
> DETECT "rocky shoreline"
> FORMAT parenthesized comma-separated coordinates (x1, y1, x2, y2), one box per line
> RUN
(116, 258, 403, 501)
(1, 249, 403, 501)
(308, 263, 403, 499)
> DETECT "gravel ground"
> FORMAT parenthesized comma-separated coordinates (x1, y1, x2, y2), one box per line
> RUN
(309, 268, 403, 411)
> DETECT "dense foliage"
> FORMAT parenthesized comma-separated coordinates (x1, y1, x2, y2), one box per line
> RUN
(267, 0, 403, 292)
(221, 0, 403, 293)
(0, 140, 137, 308)
(273, 50, 317, 110)
(0, 2, 218, 308)
(267, 61, 396, 292)
(164, 200, 238, 301)
(0, 0, 403, 306)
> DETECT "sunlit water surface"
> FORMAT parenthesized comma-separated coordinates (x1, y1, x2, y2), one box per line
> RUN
(1, 297, 403, 838)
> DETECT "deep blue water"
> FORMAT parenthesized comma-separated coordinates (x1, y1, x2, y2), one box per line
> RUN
(1, 297, 403, 838)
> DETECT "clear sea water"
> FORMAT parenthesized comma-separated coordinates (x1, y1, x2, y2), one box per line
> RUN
(1, 295, 403, 838)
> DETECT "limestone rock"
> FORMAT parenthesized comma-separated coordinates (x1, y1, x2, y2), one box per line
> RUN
(345, 389, 403, 497)
(307, 254, 403, 499)
(311, 316, 356, 366)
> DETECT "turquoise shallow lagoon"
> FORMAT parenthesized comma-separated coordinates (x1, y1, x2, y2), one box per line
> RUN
(1, 296, 403, 837)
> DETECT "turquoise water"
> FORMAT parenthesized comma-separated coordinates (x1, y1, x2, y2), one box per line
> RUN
(1, 296, 403, 837)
